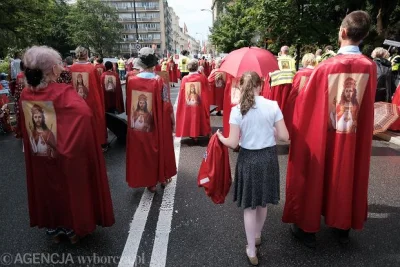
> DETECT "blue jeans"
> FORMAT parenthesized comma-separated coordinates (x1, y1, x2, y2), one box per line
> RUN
(119, 70, 126, 80)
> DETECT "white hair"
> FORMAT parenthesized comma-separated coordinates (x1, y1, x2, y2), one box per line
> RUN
(187, 59, 199, 72)
(302, 53, 316, 67)
(371, 47, 390, 59)
(23, 46, 62, 89)
(75, 46, 88, 60)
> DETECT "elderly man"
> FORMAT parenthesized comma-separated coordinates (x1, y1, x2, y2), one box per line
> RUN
(176, 59, 211, 141)
(278, 45, 296, 71)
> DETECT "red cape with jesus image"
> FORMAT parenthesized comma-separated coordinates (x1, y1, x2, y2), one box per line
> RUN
(101, 70, 125, 114)
(19, 83, 114, 237)
(176, 73, 211, 138)
(282, 54, 377, 232)
(70, 62, 107, 145)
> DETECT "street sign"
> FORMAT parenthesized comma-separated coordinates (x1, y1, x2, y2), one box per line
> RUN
(136, 44, 141, 50)
(383, 39, 400, 48)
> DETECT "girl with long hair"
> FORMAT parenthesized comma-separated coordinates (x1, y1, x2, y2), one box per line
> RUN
(216, 71, 289, 265)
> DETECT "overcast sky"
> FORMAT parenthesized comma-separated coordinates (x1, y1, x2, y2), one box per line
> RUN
(167, 0, 213, 41)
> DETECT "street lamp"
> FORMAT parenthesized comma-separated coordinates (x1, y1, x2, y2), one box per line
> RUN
(133, 0, 139, 50)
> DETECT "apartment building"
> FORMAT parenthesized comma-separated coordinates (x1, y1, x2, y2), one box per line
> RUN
(102, 0, 171, 57)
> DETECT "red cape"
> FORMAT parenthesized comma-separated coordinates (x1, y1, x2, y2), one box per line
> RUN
(126, 75, 170, 187)
(389, 84, 400, 130)
(263, 71, 293, 111)
(176, 73, 211, 137)
(222, 75, 240, 137)
(70, 63, 107, 145)
(20, 83, 114, 236)
(283, 68, 314, 137)
(168, 62, 178, 83)
(156, 71, 177, 178)
(208, 69, 226, 111)
(95, 63, 106, 79)
(197, 134, 232, 204)
(282, 54, 377, 232)
(101, 70, 125, 114)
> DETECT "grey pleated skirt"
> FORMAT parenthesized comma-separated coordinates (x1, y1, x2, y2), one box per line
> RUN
(234, 146, 280, 209)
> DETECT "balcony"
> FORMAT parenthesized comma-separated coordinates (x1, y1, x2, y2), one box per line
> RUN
(119, 17, 160, 22)
(123, 28, 161, 33)
(115, 6, 160, 11)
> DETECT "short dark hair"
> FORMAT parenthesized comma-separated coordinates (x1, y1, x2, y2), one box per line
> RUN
(20, 61, 24, 71)
(131, 52, 138, 58)
(341, 11, 371, 43)
(105, 61, 113, 70)
(65, 56, 73, 66)
(324, 45, 333, 52)
(97, 58, 103, 64)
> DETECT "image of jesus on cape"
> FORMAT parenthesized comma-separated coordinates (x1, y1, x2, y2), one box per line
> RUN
(75, 73, 89, 99)
(336, 78, 360, 133)
(131, 93, 152, 132)
(105, 76, 115, 92)
(186, 83, 200, 106)
(28, 104, 57, 157)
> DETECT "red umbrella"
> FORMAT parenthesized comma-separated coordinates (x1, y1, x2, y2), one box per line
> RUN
(219, 47, 279, 77)
(373, 102, 399, 134)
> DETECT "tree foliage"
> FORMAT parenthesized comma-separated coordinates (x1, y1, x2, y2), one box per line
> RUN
(67, 0, 122, 57)
(210, 0, 400, 54)
(0, 0, 122, 58)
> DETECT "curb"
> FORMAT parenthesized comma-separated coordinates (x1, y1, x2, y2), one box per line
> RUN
(376, 131, 400, 146)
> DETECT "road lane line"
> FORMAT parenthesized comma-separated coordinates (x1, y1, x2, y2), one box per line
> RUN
(118, 190, 155, 267)
(149, 94, 181, 267)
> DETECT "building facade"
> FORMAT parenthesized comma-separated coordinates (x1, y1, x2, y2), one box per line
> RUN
(101, 0, 170, 57)
(102, 0, 200, 57)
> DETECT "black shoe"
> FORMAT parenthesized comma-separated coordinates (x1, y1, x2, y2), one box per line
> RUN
(334, 228, 350, 244)
(291, 224, 316, 248)
(216, 111, 222, 116)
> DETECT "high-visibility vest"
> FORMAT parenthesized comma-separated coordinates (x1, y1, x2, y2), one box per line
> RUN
(269, 70, 295, 87)
(390, 55, 400, 71)
(118, 60, 125, 70)
(161, 61, 168, 71)
(278, 55, 296, 71)
(179, 56, 189, 73)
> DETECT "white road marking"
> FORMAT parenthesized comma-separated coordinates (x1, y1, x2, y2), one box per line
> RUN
(149, 94, 181, 267)
(118, 190, 155, 267)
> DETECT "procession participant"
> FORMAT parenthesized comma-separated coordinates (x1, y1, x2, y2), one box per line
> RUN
(117, 57, 126, 80)
(176, 59, 211, 141)
(179, 50, 190, 79)
(282, 11, 377, 247)
(277, 46, 296, 72)
(0, 103, 9, 134)
(217, 71, 289, 266)
(168, 56, 178, 87)
(69, 46, 107, 148)
(101, 61, 124, 114)
(371, 47, 395, 102)
(283, 53, 316, 137)
(161, 58, 168, 72)
(222, 74, 239, 137)
(389, 84, 400, 130)
(208, 59, 226, 116)
(14, 61, 26, 138)
(94, 58, 106, 78)
(263, 68, 295, 111)
(19, 46, 114, 243)
(9, 53, 22, 96)
(126, 47, 176, 192)
(57, 56, 73, 84)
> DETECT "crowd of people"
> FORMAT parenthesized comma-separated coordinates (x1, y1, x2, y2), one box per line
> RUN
(1, 9, 400, 266)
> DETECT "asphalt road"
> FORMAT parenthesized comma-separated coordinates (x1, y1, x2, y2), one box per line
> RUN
(0, 81, 400, 267)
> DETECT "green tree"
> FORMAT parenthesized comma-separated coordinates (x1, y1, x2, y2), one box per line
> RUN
(67, 0, 122, 57)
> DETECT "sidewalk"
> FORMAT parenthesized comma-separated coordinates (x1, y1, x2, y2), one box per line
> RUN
(376, 130, 400, 146)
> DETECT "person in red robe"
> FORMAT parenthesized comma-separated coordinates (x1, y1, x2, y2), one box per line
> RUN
(208, 59, 226, 116)
(176, 59, 211, 140)
(167, 57, 178, 87)
(283, 53, 316, 137)
(389, 84, 400, 130)
(70, 47, 107, 148)
(263, 69, 295, 111)
(101, 61, 124, 114)
(14, 61, 25, 138)
(222, 74, 241, 138)
(19, 46, 114, 243)
(282, 11, 377, 247)
(94, 58, 106, 79)
(126, 47, 176, 192)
